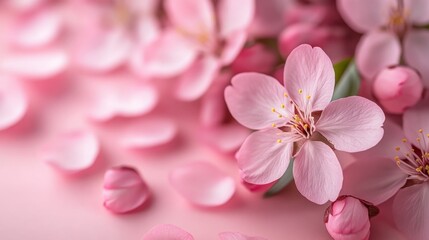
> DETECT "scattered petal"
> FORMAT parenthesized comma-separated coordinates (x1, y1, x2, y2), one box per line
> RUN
(120, 117, 178, 149)
(0, 77, 27, 130)
(169, 162, 235, 207)
(143, 224, 194, 240)
(103, 166, 150, 213)
(42, 130, 99, 173)
(203, 122, 251, 154)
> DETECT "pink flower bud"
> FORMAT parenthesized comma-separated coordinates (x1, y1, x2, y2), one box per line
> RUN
(231, 44, 277, 75)
(325, 196, 377, 240)
(373, 66, 423, 114)
(102, 166, 150, 214)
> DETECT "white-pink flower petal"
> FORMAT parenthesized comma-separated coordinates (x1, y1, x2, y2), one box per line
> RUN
(283, 44, 335, 112)
(0, 77, 27, 130)
(405, 0, 429, 25)
(316, 96, 385, 152)
(217, 0, 255, 38)
(2, 49, 68, 80)
(143, 224, 194, 240)
(42, 130, 99, 173)
(293, 141, 342, 204)
(337, 0, 393, 33)
(236, 128, 293, 184)
(225, 73, 290, 130)
(176, 55, 219, 101)
(393, 183, 429, 240)
(120, 117, 177, 149)
(356, 31, 401, 80)
(403, 29, 429, 88)
(169, 162, 235, 207)
(341, 157, 407, 205)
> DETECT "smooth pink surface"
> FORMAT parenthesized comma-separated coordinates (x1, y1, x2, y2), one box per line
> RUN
(0, 74, 333, 239)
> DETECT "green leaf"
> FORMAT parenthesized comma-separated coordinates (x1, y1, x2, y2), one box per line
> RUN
(263, 159, 294, 198)
(332, 59, 361, 100)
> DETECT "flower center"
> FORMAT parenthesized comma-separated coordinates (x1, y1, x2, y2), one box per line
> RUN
(271, 89, 316, 142)
(388, 0, 409, 34)
(394, 129, 429, 182)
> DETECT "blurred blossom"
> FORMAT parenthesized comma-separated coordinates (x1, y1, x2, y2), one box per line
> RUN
(225, 44, 385, 204)
(0, 76, 27, 130)
(231, 44, 278, 75)
(103, 166, 150, 213)
(280, 3, 358, 62)
(164, 0, 255, 101)
(373, 66, 423, 114)
(324, 196, 377, 240)
(338, 0, 429, 86)
(248, 0, 292, 38)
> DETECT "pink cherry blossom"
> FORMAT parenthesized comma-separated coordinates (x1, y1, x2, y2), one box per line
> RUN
(0, 76, 28, 130)
(225, 44, 385, 204)
(103, 166, 150, 213)
(165, 0, 255, 101)
(341, 100, 429, 240)
(337, 0, 429, 86)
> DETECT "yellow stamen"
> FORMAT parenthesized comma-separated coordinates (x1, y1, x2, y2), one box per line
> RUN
(284, 93, 288, 97)
(419, 129, 423, 133)
(416, 166, 423, 172)
(271, 108, 276, 112)
(278, 114, 283, 118)
(271, 123, 276, 128)
(281, 104, 285, 109)
(402, 138, 407, 143)
(277, 139, 282, 143)
(298, 89, 303, 94)
(306, 95, 311, 100)
(395, 146, 401, 151)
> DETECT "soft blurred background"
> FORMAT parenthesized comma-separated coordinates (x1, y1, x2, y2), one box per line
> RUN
(0, 0, 415, 239)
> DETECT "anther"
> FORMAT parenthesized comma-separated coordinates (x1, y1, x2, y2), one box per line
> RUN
(395, 146, 401, 151)
(277, 139, 282, 143)
(306, 95, 311, 100)
(419, 129, 423, 133)
(416, 166, 423, 172)
(284, 93, 288, 97)
(271, 108, 276, 112)
(272, 123, 276, 128)
(298, 89, 303, 94)
(281, 104, 285, 109)
(278, 114, 283, 118)
(402, 138, 407, 143)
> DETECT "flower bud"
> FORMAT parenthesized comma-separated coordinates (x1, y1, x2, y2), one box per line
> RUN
(102, 166, 150, 213)
(325, 196, 377, 240)
(373, 66, 423, 114)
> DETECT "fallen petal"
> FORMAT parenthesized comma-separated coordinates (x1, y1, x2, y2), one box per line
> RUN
(0, 77, 27, 130)
(143, 224, 194, 240)
(169, 162, 235, 207)
(219, 232, 268, 240)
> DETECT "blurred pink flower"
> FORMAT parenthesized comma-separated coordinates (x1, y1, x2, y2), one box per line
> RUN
(103, 166, 150, 213)
(225, 44, 385, 204)
(373, 66, 423, 114)
(0, 76, 28, 130)
(231, 44, 278, 75)
(341, 100, 429, 240)
(338, 0, 429, 86)
(324, 196, 376, 240)
(164, 0, 255, 101)
(143, 224, 194, 240)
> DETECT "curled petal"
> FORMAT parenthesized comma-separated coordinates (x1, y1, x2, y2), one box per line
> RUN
(293, 141, 342, 204)
(236, 128, 293, 184)
(393, 183, 429, 240)
(120, 117, 178, 149)
(169, 162, 235, 207)
(219, 232, 268, 240)
(143, 224, 194, 240)
(284, 44, 335, 112)
(103, 166, 150, 213)
(225, 72, 291, 130)
(1, 49, 68, 80)
(316, 96, 385, 153)
(356, 31, 401, 80)
(0, 77, 27, 130)
(42, 130, 99, 173)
